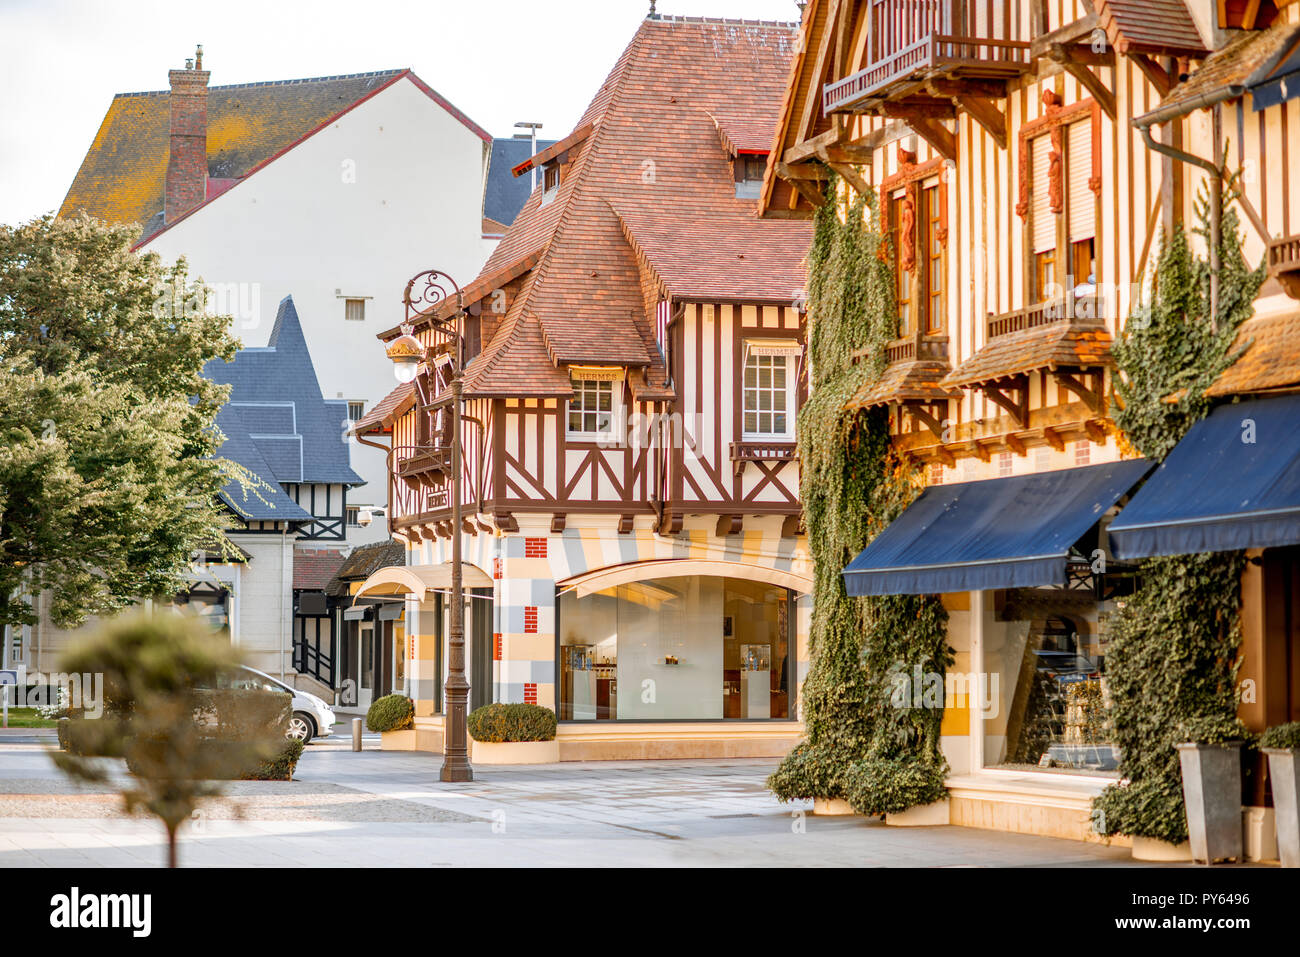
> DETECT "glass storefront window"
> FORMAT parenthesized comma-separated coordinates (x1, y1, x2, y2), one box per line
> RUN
(558, 575, 793, 721)
(982, 589, 1118, 774)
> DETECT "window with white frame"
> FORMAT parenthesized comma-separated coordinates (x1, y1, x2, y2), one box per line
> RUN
(567, 371, 620, 439)
(742, 346, 796, 439)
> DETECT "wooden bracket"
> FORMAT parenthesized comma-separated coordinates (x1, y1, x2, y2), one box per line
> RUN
(954, 95, 1008, 149)
(904, 402, 948, 443)
(1042, 426, 1065, 451)
(618, 514, 635, 535)
(981, 378, 1030, 428)
(659, 511, 683, 536)
(970, 441, 992, 463)
(550, 513, 566, 534)
(824, 157, 872, 198)
(494, 511, 519, 533)
(775, 162, 829, 207)
(715, 514, 743, 537)
(1084, 418, 1107, 444)
(899, 116, 956, 162)
(1005, 433, 1028, 457)
(1129, 53, 1174, 98)
(780, 514, 802, 538)
(1055, 370, 1103, 413)
(461, 518, 477, 535)
(1048, 43, 1116, 120)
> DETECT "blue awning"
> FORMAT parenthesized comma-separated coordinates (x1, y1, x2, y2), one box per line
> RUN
(843, 459, 1152, 596)
(1109, 394, 1300, 559)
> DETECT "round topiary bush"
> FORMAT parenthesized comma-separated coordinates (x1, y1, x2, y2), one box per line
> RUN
(467, 703, 556, 742)
(366, 694, 415, 733)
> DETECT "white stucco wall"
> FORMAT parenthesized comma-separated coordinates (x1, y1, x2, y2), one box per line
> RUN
(141, 75, 494, 542)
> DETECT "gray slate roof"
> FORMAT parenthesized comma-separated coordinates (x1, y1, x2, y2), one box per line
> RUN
(484, 136, 557, 229)
(206, 295, 363, 520)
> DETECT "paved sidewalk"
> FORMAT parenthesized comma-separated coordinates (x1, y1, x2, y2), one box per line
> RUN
(0, 741, 1165, 867)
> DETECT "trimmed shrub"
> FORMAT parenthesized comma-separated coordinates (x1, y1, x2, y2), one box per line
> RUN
(239, 739, 305, 780)
(1261, 722, 1300, 751)
(468, 703, 557, 742)
(57, 716, 129, 757)
(1178, 714, 1253, 747)
(366, 694, 415, 733)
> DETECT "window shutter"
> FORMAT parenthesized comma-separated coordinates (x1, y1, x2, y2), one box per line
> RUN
(1030, 136, 1055, 253)
(1067, 120, 1095, 242)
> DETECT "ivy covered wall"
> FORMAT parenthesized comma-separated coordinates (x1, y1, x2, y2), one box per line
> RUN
(768, 182, 951, 813)
(1094, 188, 1265, 843)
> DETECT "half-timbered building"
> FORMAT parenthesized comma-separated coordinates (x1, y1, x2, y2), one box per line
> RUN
(353, 15, 815, 759)
(762, 0, 1300, 854)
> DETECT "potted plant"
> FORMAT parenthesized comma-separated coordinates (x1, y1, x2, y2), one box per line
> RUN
(1175, 715, 1250, 864)
(1261, 721, 1300, 868)
(367, 694, 416, 751)
(467, 703, 559, 764)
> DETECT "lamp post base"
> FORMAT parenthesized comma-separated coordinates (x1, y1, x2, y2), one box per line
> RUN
(439, 761, 474, 783)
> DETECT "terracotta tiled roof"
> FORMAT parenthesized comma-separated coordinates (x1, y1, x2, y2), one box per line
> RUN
(59, 69, 488, 236)
(706, 107, 779, 154)
(293, 547, 346, 591)
(511, 123, 594, 178)
(846, 359, 961, 410)
(353, 380, 416, 435)
(428, 16, 809, 398)
(942, 321, 1114, 389)
(1149, 23, 1300, 119)
(1206, 300, 1300, 397)
(1095, 0, 1206, 57)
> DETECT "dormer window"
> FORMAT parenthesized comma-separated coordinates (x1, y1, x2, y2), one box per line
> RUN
(734, 154, 767, 199)
(541, 162, 561, 205)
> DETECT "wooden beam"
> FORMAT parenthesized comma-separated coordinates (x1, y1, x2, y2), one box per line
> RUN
(1029, 11, 1099, 58)
(784, 127, 842, 165)
(826, 159, 872, 198)
(797, 0, 842, 144)
(879, 99, 955, 120)
(1129, 53, 1173, 98)
(1055, 371, 1103, 413)
(925, 78, 1009, 100)
(905, 403, 948, 443)
(1049, 43, 1116, 120)
(955, 95, 1007, 149)
(904, 117, 957, 162)
(776, 162, 830, 207)
(981, 379, 1030, 428)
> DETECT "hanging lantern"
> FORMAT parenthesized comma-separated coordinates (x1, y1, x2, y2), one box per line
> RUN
(386, 322, 425, 383)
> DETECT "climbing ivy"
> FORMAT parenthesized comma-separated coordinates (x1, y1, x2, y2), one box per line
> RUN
(1094, 182, 1265, 843)
(768, 180, 951, 813)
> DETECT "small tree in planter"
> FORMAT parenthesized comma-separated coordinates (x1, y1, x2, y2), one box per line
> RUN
(1261, 722, 1300, 868)
(1176, 715, 1252, 864)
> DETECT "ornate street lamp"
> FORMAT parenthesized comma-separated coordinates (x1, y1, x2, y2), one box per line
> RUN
(387, 269, 472, 783)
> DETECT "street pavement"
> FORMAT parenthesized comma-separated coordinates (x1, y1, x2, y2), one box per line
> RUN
(0, 738, 1171, 867)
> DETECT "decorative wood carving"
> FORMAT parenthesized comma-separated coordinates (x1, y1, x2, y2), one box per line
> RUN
(880, 148, 949, 272)
(1016, 94, 1101, 221)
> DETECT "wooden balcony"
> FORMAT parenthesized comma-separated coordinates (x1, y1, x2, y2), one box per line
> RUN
(396, 448, 452, 487)
(823, 1, 1030, 114)
(1268, 233, 1300, 299)
(986, 293, 1113, 339)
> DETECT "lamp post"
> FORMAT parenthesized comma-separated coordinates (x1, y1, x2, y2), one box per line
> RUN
(387, 269, 472, 782)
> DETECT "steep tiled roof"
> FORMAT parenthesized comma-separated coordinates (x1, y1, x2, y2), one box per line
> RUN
(59, 69, 488, 237)
(293, 547, 347, 590)
(943, 321, 1114, 389)
(414, 16, 810, 398)
(1206, 300, 1300, 397)
(1149, 22, 1300, 118)
(353, 380, 416, 435)
(1095, 0, 1206, 57)
(846, 358, 961, 410)
(206, 296, 364, 501)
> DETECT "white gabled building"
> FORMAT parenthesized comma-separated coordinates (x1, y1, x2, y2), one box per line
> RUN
(59, 48, 499, 542)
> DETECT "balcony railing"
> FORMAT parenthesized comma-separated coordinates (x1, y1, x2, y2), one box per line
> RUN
(987, 293, 1112, 339)
(1268, 233, 1300, 297)
(396, 447, 452, 486)
(822, 1, 1030, 114)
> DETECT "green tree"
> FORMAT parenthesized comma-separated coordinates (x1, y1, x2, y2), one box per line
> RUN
(0, 213, 242, 629)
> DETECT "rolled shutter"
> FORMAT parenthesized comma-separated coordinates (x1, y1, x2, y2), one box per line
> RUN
(1030, 136, 1055, 253)
(1067, 120, 1095, 242)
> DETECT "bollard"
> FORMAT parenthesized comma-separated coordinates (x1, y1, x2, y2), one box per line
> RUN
(352, 717, 363, 752)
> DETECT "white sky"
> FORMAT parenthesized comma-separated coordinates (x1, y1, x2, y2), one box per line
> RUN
(0, 0, 804, 226)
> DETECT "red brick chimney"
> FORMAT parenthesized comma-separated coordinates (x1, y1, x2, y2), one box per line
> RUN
(165, 45, 210, 223)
